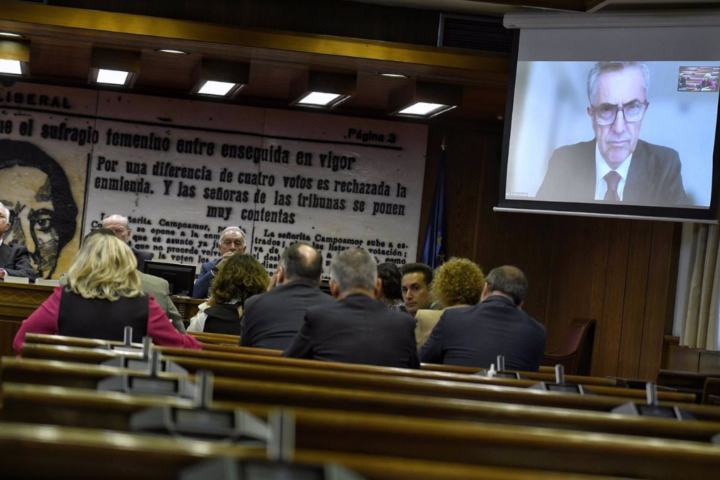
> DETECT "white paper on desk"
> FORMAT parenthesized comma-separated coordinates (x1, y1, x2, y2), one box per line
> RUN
(4, 276, 30, 284)
(35, 279, 61, 287)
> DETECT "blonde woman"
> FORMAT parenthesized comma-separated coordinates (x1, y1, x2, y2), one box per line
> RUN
(13, 230, 201, 352)
(414, 258, 484, 348)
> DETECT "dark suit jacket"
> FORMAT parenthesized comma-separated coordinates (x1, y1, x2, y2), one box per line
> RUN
(283, 294, 420, 369)
(535, 140, 687, 206)
(241, 280, 334, 350)
(192, 258, 221, 299)
(132, 246, 154, 273)
(419, 295, 546, 372)
(0, 242, 36, 280)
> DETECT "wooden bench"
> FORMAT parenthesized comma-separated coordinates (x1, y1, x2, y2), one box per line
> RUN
(188, 331, 242, 346)
(22, 334, 616, 386)
(18, 342, 696, 405)
(4, 380, 720, 444)
(2, 385, 720, 479)
(2, 357, 717, 422)
(0, 422, 645, 480)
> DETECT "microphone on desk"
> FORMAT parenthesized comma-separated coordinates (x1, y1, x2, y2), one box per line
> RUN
(97, 344, 196, 399)
(612, 382, 696, 421)
(530, 364, 594, 395)
(130, 369, 269, 443)
(102, 336, 188, 374)
(178, 408, 367, 480)
(474, 355, 523, 380)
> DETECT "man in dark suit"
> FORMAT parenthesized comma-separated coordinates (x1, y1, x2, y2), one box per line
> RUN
(419, 265, 546, 372)
(102, 214, 153, 272)
(283, 248, 419, 369)
(0, 202, 35, 280)
(192, 226, 246, 299)
(536, 61, 687, 206)
(241, 242, 333, 350)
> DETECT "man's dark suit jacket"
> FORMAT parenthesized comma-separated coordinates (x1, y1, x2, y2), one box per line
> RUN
(0, 242, 36, 279)
(419, 295, 546, 372)
(192, 258, 221, 299)
(132, 246, 154, 273)
(283, 294, 420, 369)
(535, 140, 687, 206)
(241, 280, 334, 350)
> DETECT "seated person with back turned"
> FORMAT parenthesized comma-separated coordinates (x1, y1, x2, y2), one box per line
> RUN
(13, 232, 201, 352)
(102, 214, 153, 272)
(400, 263, 434, 316)
(188, 253, 268, 335)
(59, 229, 187, 334)
(536, 61, 687, 206)
(241, 242, 333, 350)
(192, 226, 246, 299)
(0, 202, 35, 280)
(377, 262, 408, 313)
(420, 265, 546, 372)
(415, 258, 484, 349)
(283, 248, 419, 369)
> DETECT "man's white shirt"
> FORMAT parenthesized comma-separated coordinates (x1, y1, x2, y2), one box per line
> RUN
(594, 144, 633, 201)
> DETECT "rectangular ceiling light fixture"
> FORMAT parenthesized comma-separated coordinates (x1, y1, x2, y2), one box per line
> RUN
(89, 47, 140, 87)
(389, 80, 463, 118)
(0, 39, 30, 76)
(290, 71, 356, 109)
(191, 59, 249, 98)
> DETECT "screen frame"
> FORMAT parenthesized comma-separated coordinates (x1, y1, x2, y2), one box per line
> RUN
(498, 30, 720, 222)
(143, 261, 196, 297)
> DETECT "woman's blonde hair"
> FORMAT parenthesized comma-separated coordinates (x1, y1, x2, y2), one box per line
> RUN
(430, 257, 485, 307)
(66, 231, 143, 300)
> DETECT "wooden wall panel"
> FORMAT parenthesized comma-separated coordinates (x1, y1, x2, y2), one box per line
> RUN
(638, 222, 681, 380)
(594, 219, 631, 377)
(422, 122, 682, 380)
(616, 221, 653, 379)
(50, 0, 441, 46)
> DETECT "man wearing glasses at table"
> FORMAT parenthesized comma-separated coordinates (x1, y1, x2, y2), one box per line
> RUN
(536, 61, 687, 206)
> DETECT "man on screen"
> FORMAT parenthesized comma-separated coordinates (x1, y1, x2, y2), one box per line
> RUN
(536, 61, 687, 206)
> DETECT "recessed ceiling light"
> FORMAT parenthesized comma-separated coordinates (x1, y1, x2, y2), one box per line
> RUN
(96, 69, 130, 85)
(0, 32, 22, 38)
(376, 73, 409, 79)
(156, 49, 188, 55)
(297, 92, 342, 107)
(0, 59, 22, 75)
(198, 80, 237, 96)
(398, 102, 447, 116)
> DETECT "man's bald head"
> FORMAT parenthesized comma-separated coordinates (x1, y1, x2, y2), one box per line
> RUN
(102, 214, 131, 243)
(280, 242, 322, 284)
(0, 202, 10, 236)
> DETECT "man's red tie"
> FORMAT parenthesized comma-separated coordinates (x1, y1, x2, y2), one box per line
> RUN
(604, 171, 621, 202)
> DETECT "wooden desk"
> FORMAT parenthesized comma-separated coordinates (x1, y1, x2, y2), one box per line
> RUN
(0, 283, 203, 357)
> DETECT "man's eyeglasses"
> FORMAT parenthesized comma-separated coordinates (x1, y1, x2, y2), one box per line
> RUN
(590, 101, 649, 126)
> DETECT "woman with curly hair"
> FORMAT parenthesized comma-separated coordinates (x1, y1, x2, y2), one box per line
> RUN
(188, 253, 269, 334)
(415, 258, 484, 348)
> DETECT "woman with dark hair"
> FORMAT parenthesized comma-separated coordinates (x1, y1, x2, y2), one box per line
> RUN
(188, 253, 269, 334)
(0, 139, 79, 278)
(377, 262, 408, 313)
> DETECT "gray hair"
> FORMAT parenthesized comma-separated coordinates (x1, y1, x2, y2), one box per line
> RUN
(102, 214, 129, 228)
(0, 202, 9, 221)
(485, 265, 528, 306)
(587, 61, 650, 105)
(220, 226, 245, 241)
(330, 249, 377, 293)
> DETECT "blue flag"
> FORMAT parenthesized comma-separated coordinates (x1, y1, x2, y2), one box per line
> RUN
(421, 146, 447, 269)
